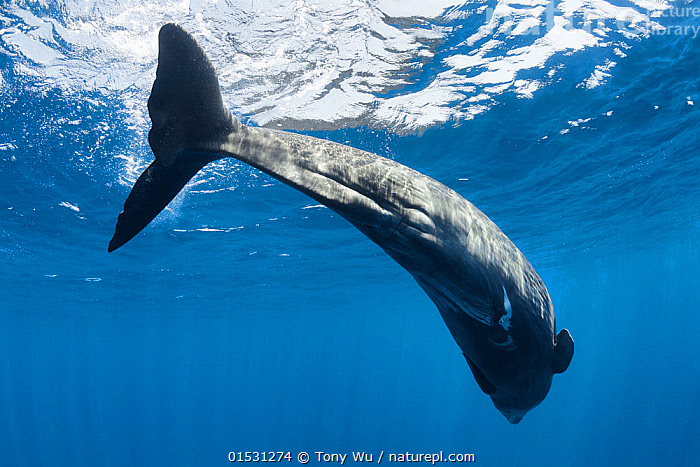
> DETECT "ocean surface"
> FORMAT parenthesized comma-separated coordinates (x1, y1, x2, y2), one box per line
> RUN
(1, 1, 699, 465)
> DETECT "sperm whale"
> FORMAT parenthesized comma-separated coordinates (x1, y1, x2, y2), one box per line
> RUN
(108, 23, 573, 424)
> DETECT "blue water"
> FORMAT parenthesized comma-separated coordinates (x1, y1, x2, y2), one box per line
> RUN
(2, 2, 700, 466)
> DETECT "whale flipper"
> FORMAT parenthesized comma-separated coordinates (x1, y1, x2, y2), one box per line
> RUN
(109, 23, 236, 252)
(552, 329, 574, 374)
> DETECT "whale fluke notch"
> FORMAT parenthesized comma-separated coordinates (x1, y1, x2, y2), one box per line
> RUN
(109, 23, 235, 252)
(552, 329, 574, 374)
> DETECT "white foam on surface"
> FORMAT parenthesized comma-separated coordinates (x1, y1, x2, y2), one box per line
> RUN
(1, 0, 669, 133)
(59, 201, 80, 212)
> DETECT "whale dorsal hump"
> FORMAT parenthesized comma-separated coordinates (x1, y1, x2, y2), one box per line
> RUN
(463, 353, 497, 395)
(552, 329, 574, 374)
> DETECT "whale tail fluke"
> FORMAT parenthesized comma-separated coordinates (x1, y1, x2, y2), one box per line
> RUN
(109, 23, 236, 252)
(108, 155, 212, 252)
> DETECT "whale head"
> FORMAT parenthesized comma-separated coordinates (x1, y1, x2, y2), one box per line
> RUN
(450, 281, 574, 424)
(462, 323, 574, 424)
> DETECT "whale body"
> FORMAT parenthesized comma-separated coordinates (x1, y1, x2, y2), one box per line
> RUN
(109, 24, 573, 424)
